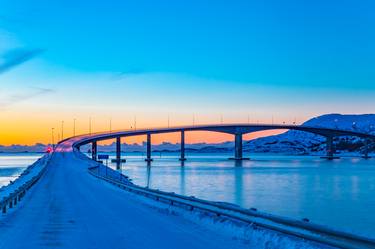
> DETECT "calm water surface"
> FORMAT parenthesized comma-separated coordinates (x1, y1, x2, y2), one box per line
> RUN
(0, 153, 42, 187)
(1, 152, 375, 238)
(107, 152, 375, 238)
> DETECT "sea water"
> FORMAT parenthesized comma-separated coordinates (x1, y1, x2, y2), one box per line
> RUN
(107, 152, 375, 238)
(0, 153, 43, 187)
(2, 152, 375, 238)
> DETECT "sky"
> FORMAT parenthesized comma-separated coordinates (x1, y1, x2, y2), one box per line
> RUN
(0, 0, 375, 145)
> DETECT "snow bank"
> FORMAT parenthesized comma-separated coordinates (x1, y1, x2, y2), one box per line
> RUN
(86, 154, 340, 249)
(128, 192, 332, 249)
(0, 153, 50, 212)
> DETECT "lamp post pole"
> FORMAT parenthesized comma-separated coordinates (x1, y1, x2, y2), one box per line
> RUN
(51, 128, 55, 149)
(73, 118, 76, 136)
(89, 117, 92, 135)
(61, 121, 64, 140)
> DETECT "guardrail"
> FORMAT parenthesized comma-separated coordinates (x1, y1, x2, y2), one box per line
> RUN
(89, 165, 375, 249)
(0, 154, 51, 214)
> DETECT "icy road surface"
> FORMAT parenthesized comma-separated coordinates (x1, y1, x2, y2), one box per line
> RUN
(0, 150, 250, 249)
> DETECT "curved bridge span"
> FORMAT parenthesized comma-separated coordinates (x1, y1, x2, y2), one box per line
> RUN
(64, 123, 375, 161)
(2, 125, 375, 248)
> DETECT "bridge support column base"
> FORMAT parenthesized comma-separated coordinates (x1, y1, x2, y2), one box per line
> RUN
(179, 158, 187, 161)
(229, 157, 250, 160)
(320, 156, 340, 160)
(111, 159, 127, 163)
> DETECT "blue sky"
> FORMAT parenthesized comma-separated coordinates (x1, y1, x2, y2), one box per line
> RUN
(2, 0, 373, 86)
(1, 0, 375, 144)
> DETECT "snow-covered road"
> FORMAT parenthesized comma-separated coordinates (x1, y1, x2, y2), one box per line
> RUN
(0, 149, 251, 249)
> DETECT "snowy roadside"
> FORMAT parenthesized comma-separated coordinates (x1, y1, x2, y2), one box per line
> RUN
(81, 151, 374, 249)
(0, 153, 51, 214)
(85, 159, 328, 248)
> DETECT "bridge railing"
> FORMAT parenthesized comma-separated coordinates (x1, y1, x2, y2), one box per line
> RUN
(87, 164, 375, 249)
(60, 122, 301, 145)
(65, 122, 375, 150)
(0, 154, 51, 214)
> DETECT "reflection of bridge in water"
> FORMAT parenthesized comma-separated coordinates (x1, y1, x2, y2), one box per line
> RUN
(71, 123, 375, 163)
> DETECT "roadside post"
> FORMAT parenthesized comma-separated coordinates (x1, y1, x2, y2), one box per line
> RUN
(98, 154, 109, 176)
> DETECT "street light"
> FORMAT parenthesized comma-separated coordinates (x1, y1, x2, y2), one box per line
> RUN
(61, 121, 64, 140)
(73, 118, 76, 136)
(89, 117, 92, 135)
(51, 128, 55, 149)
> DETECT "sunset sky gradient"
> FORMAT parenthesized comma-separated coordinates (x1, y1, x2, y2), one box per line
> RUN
(1, 0, 375, 145)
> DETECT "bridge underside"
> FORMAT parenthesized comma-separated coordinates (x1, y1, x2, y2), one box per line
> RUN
(81, 124, 375, 164)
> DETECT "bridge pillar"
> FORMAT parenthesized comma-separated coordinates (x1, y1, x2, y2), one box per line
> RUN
(230, 133, 249, 160)
(111, 137, 126, 166)
(321, 136, 339, 160)
(362, 139, 371, 159)
(235, 133, 243, 159)
(116, 137, 121, 168)
(92, 141, 97, 161)
(145, 133, 153, 162)
(179, 130, 186, 161)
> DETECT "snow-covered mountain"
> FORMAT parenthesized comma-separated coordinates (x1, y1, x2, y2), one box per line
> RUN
(246, 114, 375, 155)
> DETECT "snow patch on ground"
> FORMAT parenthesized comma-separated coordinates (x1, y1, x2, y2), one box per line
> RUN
(0, 154, 50, 202)
(131, 193, 332, 249)
(87, 152, 331, 249)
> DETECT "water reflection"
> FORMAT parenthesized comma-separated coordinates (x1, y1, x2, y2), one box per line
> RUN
(5, 152, 375, 237)
(146, 164, 151, 188)
(111, 152, 375, 237)
(180, 164, 185, 196)
(234, 166, 243, 206)
(0, 153, 41, 187)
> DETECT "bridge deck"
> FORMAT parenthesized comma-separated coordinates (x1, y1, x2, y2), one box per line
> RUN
(0, 151, 248, 249)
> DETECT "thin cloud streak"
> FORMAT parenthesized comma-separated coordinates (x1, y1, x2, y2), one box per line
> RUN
(0, 87, 54, 109)
(110, 68, 148, 81)
(0, 48, 45, 74)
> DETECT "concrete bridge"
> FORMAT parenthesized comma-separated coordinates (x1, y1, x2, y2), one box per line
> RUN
(2, 124, 375, 248)
(70, 123, 375, 162)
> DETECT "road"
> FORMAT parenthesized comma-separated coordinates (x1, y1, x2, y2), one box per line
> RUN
(0, 148, 249, 249)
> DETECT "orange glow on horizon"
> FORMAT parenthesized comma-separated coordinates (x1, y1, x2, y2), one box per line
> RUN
(0, 111, 291, 146)
(0, 123, 284, 146)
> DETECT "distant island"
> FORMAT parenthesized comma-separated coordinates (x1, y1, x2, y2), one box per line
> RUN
(1, 114, 374, 155)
